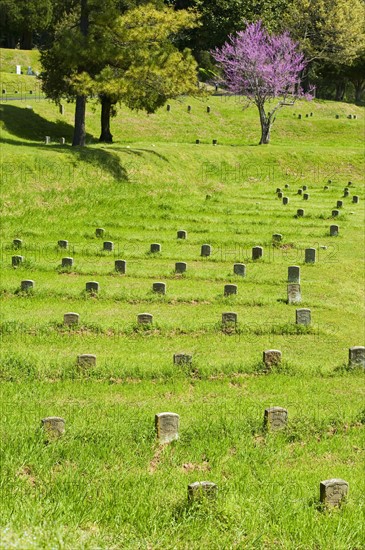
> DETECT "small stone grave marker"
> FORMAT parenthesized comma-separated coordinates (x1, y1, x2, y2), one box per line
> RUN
(59, 104, 64, 115)
(343, 189, 349, 197)
(263, 350, 282, 368)
(188, 481, 218, 502)
(330, 225, 339, 236)
(302, 185, 307, 191)
(297, 208, 304, 217)
(103, 241, 113, 251)
(252, 246, 263, 260)
(277, 192, 283, 199)
(64, 312, 79, 325)
(303, 193, 309, 201)
(41, 417, 65, 440)
(337, 200, 343, 208)
(77, 354, 96, 368)
(320, 479, 349, 507)
(58, 240, 68, 249)
(298, 189, 303, 195)
(201, 244, 211, 257)
(115, 260, 126, 273)
(352, 196, 359, 204)
(187, 105, 191, 112)
(195, 139, 200, 144)
(45, 136, 51, 144)
(95, 228, 105, 237)
(264, 407, 288, 431)
(305, 248, 316, 263)
(287, 283, 301, 304)
(167, 104, 171, 111)
(272, 234, 282, 242)
(348, 346, 365, 367)
(233, 263, 246, 276)
(276, 188, 282, 193)
(177, 230, 187, 239)
(60, 137, 65, 145)
(12, 255, 23, 267)
(85, 281, 99, 293)
(175, 262, 187, 273)
(212, 139, 218, 145)
(283, 197, 289, 205)
(324, 185, 329, 190)
(155, 412, 179, 444)
(284, 184, 289, 189)
(296, 308, 311, 325)
(332, 209, 339, 217)
(152, 282, 166, 294)
(222, 312, 237, 324)
(61, 257, 73, 268)
(150, 243, 161, 253)
(13, 239, 22, 248)
(207, 106, 211, 113)
(138, 313, 153, 324)
(288, 266, 300, 283)
(21, 280, 34, 291)
(173, 353, 192, 365)
(224, 284, 237, 296)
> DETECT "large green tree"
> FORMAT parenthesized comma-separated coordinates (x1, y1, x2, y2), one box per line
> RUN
(0, 0, 52, 48)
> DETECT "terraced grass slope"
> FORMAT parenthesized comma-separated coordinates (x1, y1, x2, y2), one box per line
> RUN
(0, 78, 364, 549)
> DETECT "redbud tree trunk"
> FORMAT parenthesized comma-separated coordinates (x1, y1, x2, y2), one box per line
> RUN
(258, 103, 271, 145)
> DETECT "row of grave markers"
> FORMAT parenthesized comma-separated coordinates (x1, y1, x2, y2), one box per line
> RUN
(39, 414, 349, 507)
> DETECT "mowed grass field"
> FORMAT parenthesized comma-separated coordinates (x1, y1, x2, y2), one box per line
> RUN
(0, 55, 364, 548)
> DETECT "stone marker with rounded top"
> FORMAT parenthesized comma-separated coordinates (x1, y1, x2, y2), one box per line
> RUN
(324, 185, 329, 190)
(85, 281, 99, 293)
(276, 187, 282, 193)
(332, 209, 339, 217)
(298, 188, 303, 195)
(284, 184, 289, 189)
(150, 243, 161, 253)
(166, 104, 171, 111)
(187, 105, 191, 112)
(174, 353, 192, 365)
(283, 197, 289, 205)
(272, 234, 282, 242)
(12, 255, 24, 267)
(60, 137, 65, 145)
(336, 200, 343, 208)
(348, 346, 365, 367)
(288, 266, 300, 283)
(153, 282, 166, 294)
(224, 284, 237, 296)
(115, 260, 126, 273)
(297, 208, 304, 217)
(303, 193, 309, 200)
(287, 283, 301, 304)
(263, 350, 282, 368)
(212, 139, 218, 145)
(41, 416, 65, 440)
(61, 257, 73, 268)
(222, 312, 237, 324)
(330, 225, 339, 236)
(177, 230, 187, 239)
(103, 241, 113, 251)
(264, 407, 288, 431)
(343, 189, 349, 197)
(58, 240, 68, 249)
(13, 238, 22, 248)
(195, 139, 200, 144)
(155, 412, 179, 444)
(277, 192, 283, 199)
(138, 313, 153, 324)
(233, 263, 246, 276)
(175, 262, 187, 273)
(207, 106, 211, 113)
(188, 481, 218, 502)
(21, 280, 34, 291)
(305, 248, 316, 263)
(45, 136, 51, 144)
(320, 479, 349, 507)
(95, 227, 105, 238)
(352, 195, 359, 204)
(252, 246, 263, 260)
(302, 185, 307, 191)
(77, 354, 96, 368)
(296, 308, 311, 325)
(201, 244, 211, 257)
(64, 312, 80, 325)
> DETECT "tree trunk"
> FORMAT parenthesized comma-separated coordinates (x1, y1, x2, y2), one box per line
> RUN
(20, 29, 33, 50)
(354, 80, 364, 104)
(335, 80, 346, 101)
(258, 105, 271, 145)
(72, 95, 87, 146)
(99, 96, 113, 143)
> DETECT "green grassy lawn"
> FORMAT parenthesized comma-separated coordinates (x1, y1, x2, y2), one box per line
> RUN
(0, 62, 364, 549)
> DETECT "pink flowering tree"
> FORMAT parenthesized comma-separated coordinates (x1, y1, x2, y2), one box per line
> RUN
(212, 21, 312, 144)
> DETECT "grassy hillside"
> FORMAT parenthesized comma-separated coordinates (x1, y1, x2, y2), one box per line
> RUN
(0, 77, 364, 549)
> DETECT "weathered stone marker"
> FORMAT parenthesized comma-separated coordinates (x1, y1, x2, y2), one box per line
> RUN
(103, 241, 113, 251)
(13, 238, 22, 248)
(336, 200, 343, 208)
(95, 228, 105, 237)
(276, 188, 282, 193)
(187, 105, 191, 112)
(303, 193, 309, 200)
(21, 280, 34, 291)
(12, 255, 24, 267)
(155, 412, 179, 444)
(297, 208, 304, 217)
(201, 244, 211, 257)
(41, 417, 65, 440)
(207, 106, 211, 113)
(320, 479, 349, 507)
(352, 195, 359, 204)
(212, 139, 218, 145)
(298, 189, 303, 195)
(332, 209, 339, 217)
(150, 243, 161, 253)
(302, 185, 308, 191)
(177, 230, 187, 239)
(77, 354, 96, 368)
(173, 353, 192, 365)
(60, 137, 65, 145)
(348, 346, 365, 367)
(152, 282, 166, 294)
(277, 192, 283, 199)
(167, 104, 171, 111)
(233, 263, 246, 276)
(264, 407, 288, 431)
(195, 139, 200, 144)
(287, 283, 301, 304)
(58, 240, 68, 249)
(296, 308, 311, 325)
(45, 136, 51, 144)
(324, 185, 329, 190)
(272, 234, 282, 242)
(188, 481, 218, 502)
(61, 257, 73, 268)
(138, 313, 153, 324)
(298, 114, 302, 119)
(59, 104, 64, 115)
(64, 312, 79, 325)
(330, 225, 339, 236)
(343, 189, 349, 197)
(224, 284, 237, 296)
(283, 197, 289, 205)
(288, 266, 300, 283)
(222, 312, 237, 324)
(263, 350, 282, 368)
(252, 246, 263, 260)
(284, 184, 289, 189)
(85, 281, 99, 293)
(175, 262, 187, 273)
(115, 260, 126, 273)
(305, 248, 316, 263)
